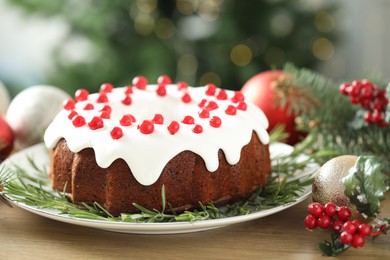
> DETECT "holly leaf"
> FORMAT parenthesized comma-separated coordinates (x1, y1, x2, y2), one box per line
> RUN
(319, 233, 350, 256)
(342, 156, 389, 218)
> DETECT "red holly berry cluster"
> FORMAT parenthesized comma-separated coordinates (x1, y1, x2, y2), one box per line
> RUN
(304, 202, 374, 248)
(339, 80, 388, 127)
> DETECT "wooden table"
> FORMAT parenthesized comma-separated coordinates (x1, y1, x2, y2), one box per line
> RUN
(1, 195, 389, 260)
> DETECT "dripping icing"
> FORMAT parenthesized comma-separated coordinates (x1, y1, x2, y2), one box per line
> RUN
(44, 84, 269, 186)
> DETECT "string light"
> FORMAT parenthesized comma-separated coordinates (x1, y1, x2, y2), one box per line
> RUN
(312, 37, 334, 60)
(155, 18, 176, 39)
(230, 44, 252, 67)
(314, 11, 335, 33)
(178, 54, 198, 76)
(200, 72, 221, 87)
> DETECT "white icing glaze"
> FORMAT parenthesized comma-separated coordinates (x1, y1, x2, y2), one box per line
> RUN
(44, 83, 269, 186)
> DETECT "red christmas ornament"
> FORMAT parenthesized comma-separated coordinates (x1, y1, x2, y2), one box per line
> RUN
(241, 70, 306, 145)
(0, 115, 14, 161)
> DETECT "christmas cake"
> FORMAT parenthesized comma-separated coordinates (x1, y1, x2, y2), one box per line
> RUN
(44, 76, 271, 216)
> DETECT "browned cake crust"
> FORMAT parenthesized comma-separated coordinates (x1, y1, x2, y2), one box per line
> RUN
(49, 132, 271, 216)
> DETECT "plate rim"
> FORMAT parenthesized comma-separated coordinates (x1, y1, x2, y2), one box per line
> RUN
(1, 143, 314, 234)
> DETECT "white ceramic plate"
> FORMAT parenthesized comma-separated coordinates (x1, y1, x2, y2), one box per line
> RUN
(1, 143, 315, 234)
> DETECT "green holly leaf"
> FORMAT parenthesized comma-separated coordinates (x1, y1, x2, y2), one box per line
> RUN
(319, 233, 350, 256)
(342, 156, 389, 218)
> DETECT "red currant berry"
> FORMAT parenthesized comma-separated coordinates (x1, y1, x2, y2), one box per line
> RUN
(182, 115, 195, 124)
(152, 114, 164, 124)
(139, 120, 154, 134)
(337, 206, 351, 221)
(63, 99, 76, 110)
(97, 93, 108, 103)
(364, 111, 375, 123)
(317, 215, 332, 229)
(210, 116, 222, 128)
(205, 84, 217, 96)
(304, 215, 317, 230)
(350, 95, 360, 104)
(352, 234, 365, 248)
(125, 86, 133, 94)
(198, 99, 207, 108)
(198, 109, 210, 119)
(177, 81, 188, 90)
(100, 83, 114, 93)
(332, 219, 344, 233)
(308, 202, 324, 218)
(110, 127, 123, 140)
(237, 101, 247, 111)
(88, 116, 104, 130)
(100, 111, 110, 119)
(156, 85, 167, 96)
(167, 121, 180, 135)
(181, 93, 191, 103)
(84, 103, 94, 110)
(205, 101, 218, 111)
(192, 124, 203, 134)
(157, 75, 172, 85)
(75, 89, 89, 101)
(231, 91, 245, 103)
(358, 224, 372, 237)
(372, 110, 384, 123)
(120, 114, 134, 126)
(122, 95, 132, 105)
(216, 89, 228, 100)
(101, 105, 112, 114)
(133, 76, 148, 89)
(340, 231, 354, 245)
(324, 202, 337, 217)
(68, 110, 78, 120)
(342, 221, 357, 235)
(225, 105, 237, 115)
(72, 115, 86, 128)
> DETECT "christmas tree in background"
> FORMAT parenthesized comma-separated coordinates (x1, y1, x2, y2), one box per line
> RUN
(5, 0, 339, 94)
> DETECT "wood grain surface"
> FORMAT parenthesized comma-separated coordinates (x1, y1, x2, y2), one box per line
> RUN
(1, 194, 389, 260)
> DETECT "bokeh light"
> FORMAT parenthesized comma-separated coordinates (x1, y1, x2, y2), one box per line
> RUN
(312, 37, 334, 60)
(230, 44, 253, 67)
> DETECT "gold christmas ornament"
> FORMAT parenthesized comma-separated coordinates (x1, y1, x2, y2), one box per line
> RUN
(312, 155, 363, 220)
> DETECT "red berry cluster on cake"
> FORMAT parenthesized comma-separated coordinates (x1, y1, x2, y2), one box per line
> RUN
(44, 75, 271, 215)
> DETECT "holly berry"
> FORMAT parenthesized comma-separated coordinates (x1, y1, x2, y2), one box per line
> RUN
(308, 202, 324, 217)
(317, 215, 332, 229)
(339, 79, 389, 127)
(340, 231, 354, 245)
(337, 206, 352, 221)
(304, 215, 317, 230)
(324, 202, 337, 217)
(352, 234, 365, 248)
(332, 219, 344, 233)
(357, 223, 372, 237)
(342, 221, 357, 235)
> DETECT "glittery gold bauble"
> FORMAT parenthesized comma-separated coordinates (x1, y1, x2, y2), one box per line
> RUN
(312, 155, 363, 220)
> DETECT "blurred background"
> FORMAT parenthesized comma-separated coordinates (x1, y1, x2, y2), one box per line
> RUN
(0, 0, 388, 96)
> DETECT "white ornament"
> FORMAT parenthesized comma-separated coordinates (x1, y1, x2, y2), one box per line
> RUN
(6, 85, 70, 150)
(0, 81, 10, 115)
